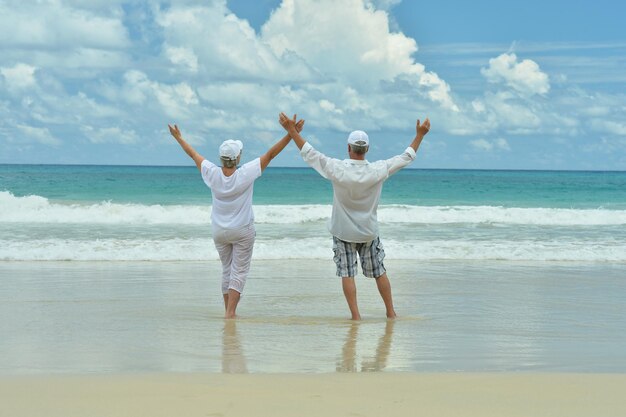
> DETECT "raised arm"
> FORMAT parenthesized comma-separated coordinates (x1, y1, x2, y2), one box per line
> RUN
(382, 117, 431, 176)
(168, 124, 205, 171)
(279, 112, 307, 150)
(279, 112, 339, 181)
(410, 118, 430, 152)
(260, 116, 304, 172)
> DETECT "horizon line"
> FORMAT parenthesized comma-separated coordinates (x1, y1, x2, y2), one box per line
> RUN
(0, 162, 624, 173)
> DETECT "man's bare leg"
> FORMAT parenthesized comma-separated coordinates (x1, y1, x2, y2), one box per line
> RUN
(223, 293, 229, 311)
(225, 289, 241, 319)
(342, 277, 361, 320)
(375, 273, 397, 318)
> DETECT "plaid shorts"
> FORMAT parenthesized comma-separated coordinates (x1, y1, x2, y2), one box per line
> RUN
(332, 236, 386, 278)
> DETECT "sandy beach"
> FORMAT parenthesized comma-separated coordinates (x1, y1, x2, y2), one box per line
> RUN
(2, 373, 626, 417)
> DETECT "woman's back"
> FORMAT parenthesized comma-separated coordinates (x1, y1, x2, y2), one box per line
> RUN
(200, 158, 262, 229)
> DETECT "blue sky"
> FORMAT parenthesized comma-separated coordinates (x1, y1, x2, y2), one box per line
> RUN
(0, 0, 624, 169)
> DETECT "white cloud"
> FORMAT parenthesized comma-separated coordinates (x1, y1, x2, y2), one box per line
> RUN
(481, 53, 550, 96)
(366, 0, 402, 10)
(0, 63, 37, 89)
(196, 82, 353, 132)
(494, 138, 511, 151)
(48, 48, 130, 71)
(470, 138, 493, 151)
(165, 45, 199, 73)
(0, 1, 131, 77)
(481, 91, 542, 131)
(580, 106, 611, 117)
(197, 83, 277, 112)
(262, 0, 412, 81)
(155, 83, 198, 115)
(156, 2, 314, 82)
(261, 0, 458, 111)
(319, 99, 343, 114)
(16, 124, 60, 145)
(591, 120, 626, 136)
(122, 70, 199, 120)
(470, 137, 510, 152)
(59, 0, 128, 13)
(81, 126, 139, 145)
(0, 1, 129, 49)
(582, 136, 626, 154)
(471, 99, 486, 113)
(49, 91, 122, 122)
(121, 70, 150, 105)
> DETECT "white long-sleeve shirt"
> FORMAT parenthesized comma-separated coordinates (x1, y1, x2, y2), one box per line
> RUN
(300, 142, 416, 243)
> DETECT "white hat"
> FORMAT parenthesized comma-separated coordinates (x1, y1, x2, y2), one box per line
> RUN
(219, 139, 243, 159)
(347, 130, 369, 146)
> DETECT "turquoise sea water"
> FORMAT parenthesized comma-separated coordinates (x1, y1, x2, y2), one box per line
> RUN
(1, 164, 625, 262)
(3, 164, 625, 208)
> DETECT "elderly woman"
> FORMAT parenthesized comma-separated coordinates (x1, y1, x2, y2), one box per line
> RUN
(168, 117, 303, 318)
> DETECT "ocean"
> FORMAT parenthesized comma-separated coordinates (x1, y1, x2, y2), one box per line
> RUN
(1, 164, 625, 374)
(1, 164, 625, 262)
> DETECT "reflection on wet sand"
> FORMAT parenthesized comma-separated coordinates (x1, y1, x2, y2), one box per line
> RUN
(336, 320, 395, 372)
(222, 320, 248, 373)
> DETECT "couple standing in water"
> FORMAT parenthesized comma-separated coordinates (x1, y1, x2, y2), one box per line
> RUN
(168, 113, 430, 320)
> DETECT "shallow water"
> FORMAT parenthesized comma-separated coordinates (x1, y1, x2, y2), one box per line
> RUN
(1, 260, 624, 375)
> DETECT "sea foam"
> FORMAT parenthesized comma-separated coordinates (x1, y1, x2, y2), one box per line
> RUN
(1, 236, 625, 262)
(2, 192, 625, 226)
(2, 191, 625, 262)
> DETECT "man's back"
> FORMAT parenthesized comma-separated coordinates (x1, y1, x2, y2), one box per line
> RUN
(299, 143, 416, 242)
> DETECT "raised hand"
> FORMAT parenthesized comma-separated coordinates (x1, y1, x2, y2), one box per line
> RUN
(416, 118, 430, 138)
(295, 118, 305, 133)
(167, 124, 205, 170)
(279, 112, 307, 150)
(168, 124, 183, 141)
(279, 112, 298, 132)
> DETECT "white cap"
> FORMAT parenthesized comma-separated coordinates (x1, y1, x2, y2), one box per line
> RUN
(219, 139, 243, 159)
(347, 130, 369, 146)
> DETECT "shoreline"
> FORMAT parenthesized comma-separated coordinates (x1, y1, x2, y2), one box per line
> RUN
(2, 372, 625, 417)
(2, 260, 626, 374)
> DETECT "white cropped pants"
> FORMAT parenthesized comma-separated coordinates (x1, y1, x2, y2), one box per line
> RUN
(212, 223, 255, 294)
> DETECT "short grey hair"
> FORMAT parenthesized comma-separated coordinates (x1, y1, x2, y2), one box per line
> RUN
(220, 157, 237, 168)
(349, 141, 368, 155)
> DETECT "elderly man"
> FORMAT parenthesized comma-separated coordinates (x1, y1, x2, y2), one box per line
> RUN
(279, 113, 430, 320)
